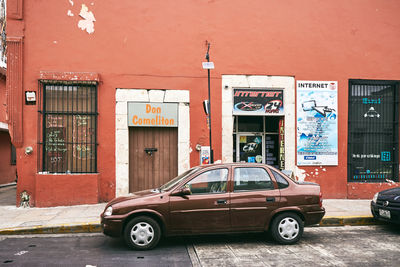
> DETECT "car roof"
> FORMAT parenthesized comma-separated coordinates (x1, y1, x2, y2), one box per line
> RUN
(196, 163, 275, 169)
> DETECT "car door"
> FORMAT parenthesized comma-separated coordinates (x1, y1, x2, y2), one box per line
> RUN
(169, 167, 230, 234)
(230, 166, 280, 231)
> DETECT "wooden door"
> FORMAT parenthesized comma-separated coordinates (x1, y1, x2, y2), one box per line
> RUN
(129, 127, 178, 192)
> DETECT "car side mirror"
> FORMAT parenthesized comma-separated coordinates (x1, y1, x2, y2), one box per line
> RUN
(181, 186, 192, 196)
(181, 187, 191, 196)
(170, 187, 192, 198)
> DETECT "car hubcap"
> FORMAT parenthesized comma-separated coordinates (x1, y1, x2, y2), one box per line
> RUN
(131, 222, 154, 246)
(278, 217, 299, 240)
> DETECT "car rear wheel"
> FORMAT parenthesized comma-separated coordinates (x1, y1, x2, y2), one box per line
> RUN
(271, 212, 304, 245)
(124, 216, 161, 250)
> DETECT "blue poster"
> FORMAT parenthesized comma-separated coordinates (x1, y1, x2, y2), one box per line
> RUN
(296, 81, 338, 166)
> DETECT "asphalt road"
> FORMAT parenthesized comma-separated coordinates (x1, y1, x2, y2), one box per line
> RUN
(0, 225, 399, 267)
(0, 234, 191, 266)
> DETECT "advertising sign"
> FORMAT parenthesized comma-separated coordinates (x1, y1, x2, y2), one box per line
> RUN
(128, 102, 178, 127)
(233, 88, 284, 115)
(348, 81, 398, 182)
(296, 81, 338, 165)
(239, 135, 263, 163)
(200, 146, 211, 165)
(279, 118, 285, 170)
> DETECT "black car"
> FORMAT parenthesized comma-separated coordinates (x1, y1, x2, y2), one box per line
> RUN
(371, 187, 400, 224)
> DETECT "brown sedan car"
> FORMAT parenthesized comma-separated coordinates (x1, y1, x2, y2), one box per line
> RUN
(101, 163, 325, 250)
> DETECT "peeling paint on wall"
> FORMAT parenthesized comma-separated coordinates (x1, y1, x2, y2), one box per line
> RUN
(296, 166, 307, 182)
(385, 179, 396, 185)
(296, 166, 327, 181)
(78, 4, 96, 34)
(67, 10, 74, 17)
(69, 0, 74, 6)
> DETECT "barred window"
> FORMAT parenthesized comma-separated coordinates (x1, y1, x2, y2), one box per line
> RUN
(39, 81, 98, 173)
(348, 80, 399, 182)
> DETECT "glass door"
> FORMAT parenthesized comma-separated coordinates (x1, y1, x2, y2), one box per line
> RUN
(234, 115, 284, 167)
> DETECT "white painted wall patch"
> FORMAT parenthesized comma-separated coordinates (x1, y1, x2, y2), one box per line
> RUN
(296, 166, 307, 182)
(78, 4, 96, 34)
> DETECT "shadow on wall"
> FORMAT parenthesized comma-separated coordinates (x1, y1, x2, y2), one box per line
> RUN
(0, 185, 16, 206)
(0, 131, 17, 185)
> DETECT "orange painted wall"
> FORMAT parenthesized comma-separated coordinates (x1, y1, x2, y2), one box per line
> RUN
(34, 174, 99, 207)
(7, 0, 400, 205)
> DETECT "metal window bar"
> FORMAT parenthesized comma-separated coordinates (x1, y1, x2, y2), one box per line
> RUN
(38, 81, 98, 173)
(348, 80, 399, 183)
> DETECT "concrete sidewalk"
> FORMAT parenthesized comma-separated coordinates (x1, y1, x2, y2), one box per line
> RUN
(0, 203, 106, 235)
(321, 199, 377, 226)
(0, 185, 377, 235)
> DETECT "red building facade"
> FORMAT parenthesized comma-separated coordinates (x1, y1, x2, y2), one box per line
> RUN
(6, 0, 400, 207)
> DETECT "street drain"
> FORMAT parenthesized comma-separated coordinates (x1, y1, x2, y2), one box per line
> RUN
(137, 257, 144, 259)
(3, 260, 13, 264)
(28, 245, 36, 247)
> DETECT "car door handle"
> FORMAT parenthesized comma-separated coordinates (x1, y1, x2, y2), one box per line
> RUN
(216, 199, 227, 205)
(266, 197, 275, 202)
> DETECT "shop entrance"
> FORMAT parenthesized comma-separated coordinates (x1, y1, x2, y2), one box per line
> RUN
(129, 127, 178, 192)
(233, 116, 284, 169)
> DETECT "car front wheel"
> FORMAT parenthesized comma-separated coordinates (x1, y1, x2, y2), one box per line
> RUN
(270, 212, 304, 245)
(124, 216, 161, 250)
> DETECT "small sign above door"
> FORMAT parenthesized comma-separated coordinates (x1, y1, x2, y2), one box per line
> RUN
(128, 102, 178, 127)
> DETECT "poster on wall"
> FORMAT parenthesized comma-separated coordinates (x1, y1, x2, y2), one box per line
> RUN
(200, 146, 211, 165)
(296, 81, 338, 166)
(239, 135, 263, 163)
(233, 88, 284, 115)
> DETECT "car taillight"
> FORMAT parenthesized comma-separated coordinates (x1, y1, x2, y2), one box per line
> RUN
(319, 191, 323, 208)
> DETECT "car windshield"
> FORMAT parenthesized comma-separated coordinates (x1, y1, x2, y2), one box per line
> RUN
(159, 167, 200, 191)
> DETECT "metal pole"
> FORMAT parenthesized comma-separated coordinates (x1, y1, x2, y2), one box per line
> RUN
(206, 43, 213, 163)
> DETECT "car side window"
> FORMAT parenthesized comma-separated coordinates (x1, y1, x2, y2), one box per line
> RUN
(234, 167, 274, 191)
(271, 170, 289, 189)
(186, 169, 228, 194)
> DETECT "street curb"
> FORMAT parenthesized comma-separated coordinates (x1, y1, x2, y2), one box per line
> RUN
(0, 182, 17, 189)
(320, 216, 380, 226)
(0, 216, 382, 235)
(0, 223, 101, 235)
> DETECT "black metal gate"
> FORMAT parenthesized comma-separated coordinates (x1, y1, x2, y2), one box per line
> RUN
(348, 80, 399, 182)
(38, 81, 98, 173)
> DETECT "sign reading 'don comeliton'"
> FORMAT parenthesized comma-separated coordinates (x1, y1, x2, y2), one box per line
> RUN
(128, 102, 178, 127)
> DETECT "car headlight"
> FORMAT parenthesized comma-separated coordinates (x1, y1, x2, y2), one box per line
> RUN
(372, 193, 379, 203)
(104, 206, 113, 216)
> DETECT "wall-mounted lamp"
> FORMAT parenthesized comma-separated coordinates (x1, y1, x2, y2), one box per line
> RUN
(25, 146, 33, 155)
